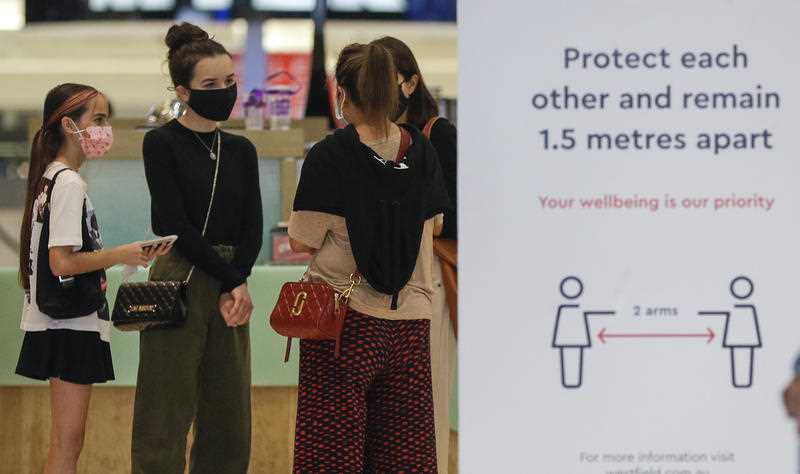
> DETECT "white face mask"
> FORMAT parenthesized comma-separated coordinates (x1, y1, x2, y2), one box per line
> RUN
(335, 88, 348, 125)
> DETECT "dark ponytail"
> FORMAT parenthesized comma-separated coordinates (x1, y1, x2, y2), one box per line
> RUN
(335, 41, 398, 138)
(374, 36, 440, 129)
(19, 83, 98, 290)
(165, 22, 230, 88)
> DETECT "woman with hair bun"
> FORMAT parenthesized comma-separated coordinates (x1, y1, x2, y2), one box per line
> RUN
(131, 22, 262, 474)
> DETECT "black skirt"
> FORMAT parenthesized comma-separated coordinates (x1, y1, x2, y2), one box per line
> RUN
(16, 329, 115, 385)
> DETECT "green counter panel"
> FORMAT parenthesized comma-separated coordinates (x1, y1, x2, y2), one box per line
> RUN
(0, 265, 305, 386)
(0, 265, 458, 428)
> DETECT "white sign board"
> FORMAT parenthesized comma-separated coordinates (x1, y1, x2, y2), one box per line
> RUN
(460, 1, 800, 472)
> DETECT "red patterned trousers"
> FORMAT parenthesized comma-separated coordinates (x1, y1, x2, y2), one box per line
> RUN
(293, 310, 437, 473)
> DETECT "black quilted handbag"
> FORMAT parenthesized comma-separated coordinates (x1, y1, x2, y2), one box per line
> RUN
(111, 281, 188, 331)
(111, 131, 221, 331)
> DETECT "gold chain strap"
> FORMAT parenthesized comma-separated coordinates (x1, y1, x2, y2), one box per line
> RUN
(336, 273, 362, 308)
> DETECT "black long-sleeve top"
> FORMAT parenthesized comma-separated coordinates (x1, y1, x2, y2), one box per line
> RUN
(426, 118, 457, 239)
(142, 119, 263, 293)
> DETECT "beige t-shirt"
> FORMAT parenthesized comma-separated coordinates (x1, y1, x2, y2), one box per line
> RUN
(289, 212, 437, 320)
(289, 128, 439, 320)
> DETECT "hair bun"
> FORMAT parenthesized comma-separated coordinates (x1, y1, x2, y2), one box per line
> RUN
(165, 22, 209, 56)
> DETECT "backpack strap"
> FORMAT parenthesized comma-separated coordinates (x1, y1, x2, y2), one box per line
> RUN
(394, 127, 412, 163)
(44, 167, 74, 207)
(422, 116, 440, 139)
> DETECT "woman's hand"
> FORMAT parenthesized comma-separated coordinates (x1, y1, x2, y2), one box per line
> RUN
(114, 243, 149, 267)
(784, 376, 800, 431)
(219, 292, 235, 323)
(433, 213, 444, 237)
(48, 241, 167, 277)
(143, 242, 173, 262)
(223, 284, 253, 327)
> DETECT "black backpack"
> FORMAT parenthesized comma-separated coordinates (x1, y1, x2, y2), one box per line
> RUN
(35, 168, 108, 319)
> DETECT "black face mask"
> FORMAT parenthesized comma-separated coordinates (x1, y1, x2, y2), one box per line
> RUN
(394, 84, 410, 121)
(187, 83, 238, 122)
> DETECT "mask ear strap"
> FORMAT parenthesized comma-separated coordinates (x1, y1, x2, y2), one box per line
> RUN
(64, 117, 84, 136)
(335, 89, 347, 122)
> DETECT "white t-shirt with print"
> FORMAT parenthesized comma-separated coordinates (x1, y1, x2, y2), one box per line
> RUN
(21, 161, 112, 342)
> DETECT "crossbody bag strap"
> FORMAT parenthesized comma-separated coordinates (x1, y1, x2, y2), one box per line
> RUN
(394, 127, 412, 163)
(185, 130, 222, 283)
(422, 116, 440, 139)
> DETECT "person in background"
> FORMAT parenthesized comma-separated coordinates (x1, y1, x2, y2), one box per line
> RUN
(16, 83, 168, 474)
(132, 22, 262, 474)
(376, 35, 459, 473)
(288, 40, 450, 472)
(783, 355, 800, 431)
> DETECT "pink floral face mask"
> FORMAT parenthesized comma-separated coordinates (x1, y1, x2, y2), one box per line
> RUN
(70, 122, 113, 159)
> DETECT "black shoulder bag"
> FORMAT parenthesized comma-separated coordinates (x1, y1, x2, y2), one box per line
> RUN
(111, 131, 221, 331)
(36, 168, 108, 319)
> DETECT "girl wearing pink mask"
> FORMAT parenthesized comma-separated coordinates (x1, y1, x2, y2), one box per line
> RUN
(16, 83, 170, 474)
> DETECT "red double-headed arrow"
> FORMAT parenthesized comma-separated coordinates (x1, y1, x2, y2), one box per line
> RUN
(597, 327, 715, 344)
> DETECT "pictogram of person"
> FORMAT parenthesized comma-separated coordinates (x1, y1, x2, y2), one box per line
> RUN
(552, 276, 615, 388)
(699, 276, 762, 388)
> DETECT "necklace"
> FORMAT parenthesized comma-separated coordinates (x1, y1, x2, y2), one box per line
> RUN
(191, 129, 220, 160)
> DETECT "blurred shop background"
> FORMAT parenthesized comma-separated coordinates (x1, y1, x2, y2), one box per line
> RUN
(0, 0, 457, 265)
(0, 1, 457, 472)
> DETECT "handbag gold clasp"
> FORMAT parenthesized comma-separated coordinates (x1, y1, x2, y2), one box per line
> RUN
(291, 291, 308, 316)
